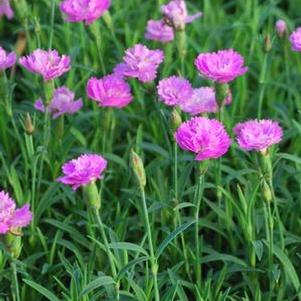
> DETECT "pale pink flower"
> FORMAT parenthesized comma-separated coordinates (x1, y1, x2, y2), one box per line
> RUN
(0, 0, 13, 20)
(289, 27, 301, 52)
(60, 0, 110, 25)
(19, 49, 71, 81)
(233, 119, 283, 153)
(145, 20, 175, 43)
(57, 154, 107, 190)
(175, 117, 231, 161)
(0, 46, 16, 70)
(195, 49, 248, 83)
(157, 76, 193, 106)
(161, 0, 202, 30)
(275, 20, 287, 38)
(0, 191, 32, 235)
(34, 86, 82, 119)
(122, 44, 164, 83)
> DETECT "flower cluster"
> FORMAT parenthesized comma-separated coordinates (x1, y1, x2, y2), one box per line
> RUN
(60, 0, 111, 25)
(0, 46, 16, 70)
(0, 191, 32, 235)
(35, 86, 83, 119)
(57, 154, 107, 190)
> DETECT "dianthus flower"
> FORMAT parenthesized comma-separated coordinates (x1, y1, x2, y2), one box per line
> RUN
(289, 27, 301, 52)
(57, 154, 107, 190)
(0, 46, 16, 70)
(60, 0, 110, 25)
(19, 49, 71, 81)
(145, 20, 175, 43)
(161, 0, 202, 30)
(122, 44, 164, 83)
(275, 20, 287, 38)
(195, 49, 248, 83)
(157, 76, 193, 106)
(233, 119, 283, 153)
(0, 0, 13, 20)
(175, 117, 231, 160)
(87, 74, 133, 108)
(35, 86, 82, 119)
(0, 191, 32, 235)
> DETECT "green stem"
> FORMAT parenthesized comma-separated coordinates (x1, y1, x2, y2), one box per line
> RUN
(257, 52, 269, 118)
(11, 260, 20, 301)
(140, 189, 160, 301)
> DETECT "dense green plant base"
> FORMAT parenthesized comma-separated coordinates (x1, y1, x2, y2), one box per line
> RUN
(1, 0, 301, 300)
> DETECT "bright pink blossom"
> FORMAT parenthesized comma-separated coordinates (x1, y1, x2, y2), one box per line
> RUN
(275, 20, 287, 38)
(60, 0, 110, 25)
(195, 49, 248, 83)
(145, 20, 175, 43)
(113, 63, 128, 78)
(57, 154, 107, 190)
(157, 76, 193, 106)
(161, 0, 202, 30)
(0, 46, 16, 70)
(289, 27, 301, 52)
(19, 49, 71, 81)
(35, 87, 82, 119)
(0, 191, 32, 235)
(178, 87, 232, 115)
(175, 117, 231, 161)
(87, 74, 133, 108)
(233, 119, 283, 153)
(0, 0, 13, 19)
(122, 44, 164, 83)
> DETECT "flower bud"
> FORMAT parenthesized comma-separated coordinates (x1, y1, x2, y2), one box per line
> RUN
(262, 180, 272, 202)
(275, 20, 287, 38)
(264, 34, 272, 53)
(170, 108, 182, 131)
(24, 113, 34, 135)
(83, 182, 101, 211)
(131, 150, 146, 189)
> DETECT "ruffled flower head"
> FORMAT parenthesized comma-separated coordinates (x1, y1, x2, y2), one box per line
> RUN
(57, 154, 107, 190)
(35, 86, 83, 119)
(145, 20, 175, 43)
(289, 27, 301, 52)
(0, 46, 16, 70)
(175, 117, 231, 161)
(0, 0, 13, 19)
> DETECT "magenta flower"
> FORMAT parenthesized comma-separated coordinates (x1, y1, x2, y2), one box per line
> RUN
(157, 76, 193, 106)
(289, 27, 301, 52)
(60, 0, 110, 25)
(19, 49, 71, 81)
(175, 117, 231, 161)
(35, 86, 82, 119)
(275, 20, 287, 38)
(233, 119, 283, 153)
(161, 0, 202, 30)
(122, 44, 164, 83)
(0, 46, 16, 70)
(0, 0, 13, 19)
(195, 49, 248, 83)
(57, 154, 107, 190)
(113, 63, 128, 78)
(145, 20, 175, 43)
(87, 74, 133, 108)
(0, 191, 32, 235)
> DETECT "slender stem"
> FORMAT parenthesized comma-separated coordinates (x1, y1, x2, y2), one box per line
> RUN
(94, 210, 120, 301)
(140, 189, 160, 301)
(257, 52, 269, 118)
(11, 260, 20, 301)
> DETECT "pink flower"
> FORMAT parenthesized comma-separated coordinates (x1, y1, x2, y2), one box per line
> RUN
(57, 154, 107, 190)
(175, 117, 231, 161)
(0, 190, 32, 235)
(34, 86, 82, 119)
(179, 87, 232, 115)
(60, 0, 110, 25)
(19, 49, 71, 81)
(275, 20, 287, 38)
(157, 76, 193, 106)
(0, 0, 13, 20)
(195, 49, 248, 83)
(0, 46, 16, 70)
(87, 74, 133, 108)
(113, 63, 128, 78)
(122, 44, 164, 83)
(161, 0, 202, 30)
(145, 20, 175, 43)
(234, 119, 283, 153)
(289, 27, 301, 52)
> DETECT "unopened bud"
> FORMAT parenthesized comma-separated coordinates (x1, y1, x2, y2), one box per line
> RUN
(131, 150, 146, 189)
(24, 113, 34, 135)
(275, 20, 288, 39)
(170, 108, 182, 131)
(264, 34, 272, 53)
(262, 180, 272, 202)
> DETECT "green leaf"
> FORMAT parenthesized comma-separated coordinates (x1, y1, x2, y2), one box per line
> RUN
(117, 256, 148, 280)
(80, 276, 115, 296)
(23, 279, 60, 301)
(278, 153, 301, 165)
(109, 242, 149, 256)
(156, 220, 196, 258)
